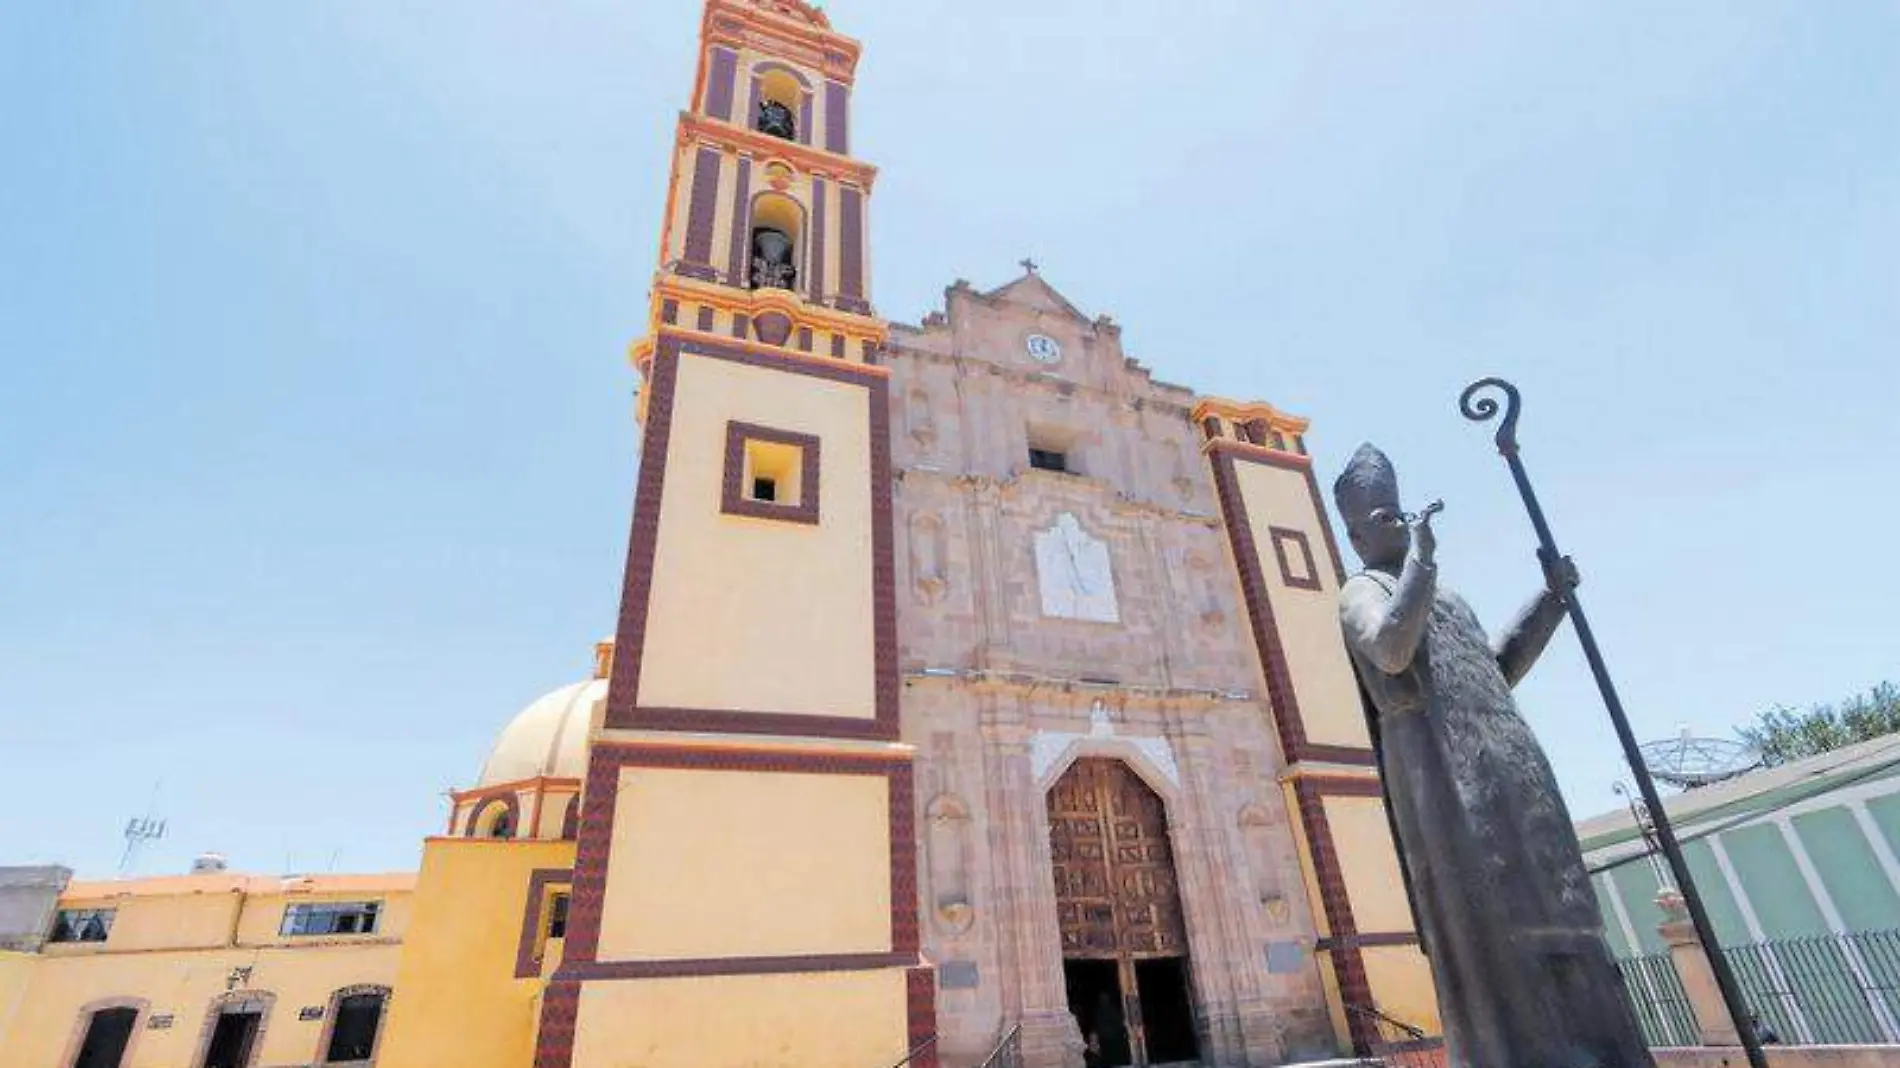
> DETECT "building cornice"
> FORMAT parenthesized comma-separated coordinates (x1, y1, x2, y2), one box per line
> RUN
(679, 112, 878, 188)
(882, 340, 1200, 420)
(892, 467, 1220, 527)
(902, 666, 1253, 710)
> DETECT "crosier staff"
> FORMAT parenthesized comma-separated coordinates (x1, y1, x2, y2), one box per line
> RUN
(1459, 376, 1768, 1068)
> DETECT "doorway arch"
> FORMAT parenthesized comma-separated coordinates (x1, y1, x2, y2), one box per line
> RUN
(1047, 758, 1200, 1067)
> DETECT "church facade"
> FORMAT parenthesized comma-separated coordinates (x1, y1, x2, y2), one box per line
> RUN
(0, 3, 1435, 1067)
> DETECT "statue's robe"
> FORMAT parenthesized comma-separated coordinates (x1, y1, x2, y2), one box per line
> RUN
(1340, 568, 1654, 1068)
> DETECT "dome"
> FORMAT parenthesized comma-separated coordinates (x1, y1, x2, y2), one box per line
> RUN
(477, 677, 608, 786)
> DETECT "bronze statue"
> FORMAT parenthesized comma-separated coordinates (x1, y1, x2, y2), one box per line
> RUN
(1334, 443, 1654, 1068)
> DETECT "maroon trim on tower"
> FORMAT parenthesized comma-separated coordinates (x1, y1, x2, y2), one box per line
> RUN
(564, 951, 913, 981)
(599, 339, 680, 745)
(531, 980, 579, 1068)
(907, 966, 941, 1068)
(514, 868, 575, 979)
(824, 80, 849, 154)
(601, 335, 896, 740)
(1314, 930, 1421, 951)
(1204, 440, 1373, 767)
(705, 47, 738, 122)
(1269, 525, 1322, 592)
(678, 147, 723, 279)
(552, 743, 919, 975)
(837, 185, 864, 311)
(799, 94, 813, 148)
(1294, 775, 1384, 1055)
(725, 156, 752, 286)
(721, 420, 821, 525)
(809, 176, 827, 302)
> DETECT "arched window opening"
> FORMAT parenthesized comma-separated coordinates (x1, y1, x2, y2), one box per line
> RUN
(72, 1006, 140, 1068)
(321, 989, 388, 1064)
(196, 992, 273, 1068)
(468, 795, 519, 840)
(755, 68, 801, 141)
(748, 194, 802, 292)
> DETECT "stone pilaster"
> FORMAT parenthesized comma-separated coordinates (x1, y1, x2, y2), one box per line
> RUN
(1657, 889, 1741, 1047)
(981, 697, 1083, 1068)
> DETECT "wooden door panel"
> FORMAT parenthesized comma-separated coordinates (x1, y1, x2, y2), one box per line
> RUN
(1048, 759, 1187, 961)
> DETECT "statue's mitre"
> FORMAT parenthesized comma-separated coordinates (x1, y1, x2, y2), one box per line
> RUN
(1333, 442, 1400, 520)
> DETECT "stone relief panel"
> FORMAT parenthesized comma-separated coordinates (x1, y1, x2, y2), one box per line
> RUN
(926, 791, 976, 935)
(909, 511, 950, 605)
(1033, 512, 1118, 623)
(905, 385, 938, 456)
(1239, 803, 1293, 927)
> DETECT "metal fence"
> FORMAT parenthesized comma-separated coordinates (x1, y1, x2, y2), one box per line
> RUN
(1616, 929, 1900, 1047)
(1725, 930, 1900, 1045)
(1615, 951, 1702, 1047)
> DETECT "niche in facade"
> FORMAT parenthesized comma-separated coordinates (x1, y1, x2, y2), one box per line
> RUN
(748, 193, 801, 292)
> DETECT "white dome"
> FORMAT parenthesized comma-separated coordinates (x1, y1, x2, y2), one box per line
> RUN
(477, 678, 607, 786)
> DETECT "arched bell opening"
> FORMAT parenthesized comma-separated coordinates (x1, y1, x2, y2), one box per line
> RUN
(747, 192, 805, 294)
(754, 67, 804, 142)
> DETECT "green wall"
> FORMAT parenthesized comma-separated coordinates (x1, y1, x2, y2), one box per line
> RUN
(1717, 823, 1829, 937)
(1795, 807, 1900, 931)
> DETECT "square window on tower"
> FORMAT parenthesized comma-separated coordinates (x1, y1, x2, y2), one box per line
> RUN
(723, 422, 821, 525)
(1027, 424, 1081, 477)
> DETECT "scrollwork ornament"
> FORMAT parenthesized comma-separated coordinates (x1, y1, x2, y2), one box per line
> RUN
(1458, 376, 1522, 457)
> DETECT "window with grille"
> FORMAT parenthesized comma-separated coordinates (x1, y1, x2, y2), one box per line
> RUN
(281, 901, 381, 937)
(49, 908, 115, 944)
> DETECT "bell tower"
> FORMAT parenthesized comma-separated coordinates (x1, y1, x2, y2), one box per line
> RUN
(534, 3, 930, 1068)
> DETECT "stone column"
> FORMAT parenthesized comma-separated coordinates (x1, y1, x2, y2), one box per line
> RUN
(1656, 888, 1741, 1046)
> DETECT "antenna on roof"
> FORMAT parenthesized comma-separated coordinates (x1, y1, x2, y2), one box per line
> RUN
(119, 815, 167, 875)
(118, 780, 168, 875)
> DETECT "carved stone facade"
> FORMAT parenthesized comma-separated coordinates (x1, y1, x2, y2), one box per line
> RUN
(890, 272, 1337, 1067)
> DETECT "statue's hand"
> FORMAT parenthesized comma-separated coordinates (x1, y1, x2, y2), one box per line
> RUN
(1409, 511, 1437, 567)
(1540, 551, 1580, 600)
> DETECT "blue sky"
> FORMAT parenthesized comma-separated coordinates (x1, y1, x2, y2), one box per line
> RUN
(2, 1, 1894, 878)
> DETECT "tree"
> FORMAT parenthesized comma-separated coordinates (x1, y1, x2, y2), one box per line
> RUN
(1738, 681, 1900, 767)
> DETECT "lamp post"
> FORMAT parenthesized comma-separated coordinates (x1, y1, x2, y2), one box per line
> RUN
(1460, 376, 1768, 1068)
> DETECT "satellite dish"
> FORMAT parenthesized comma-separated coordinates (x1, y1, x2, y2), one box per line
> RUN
(1639, 730, 1761, 789)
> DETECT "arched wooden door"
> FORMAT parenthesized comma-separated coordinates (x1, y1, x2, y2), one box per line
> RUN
(1048, 758, 1199, 1067)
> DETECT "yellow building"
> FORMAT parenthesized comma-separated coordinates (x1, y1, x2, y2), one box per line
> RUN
(0, 2, 1435, 1067)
